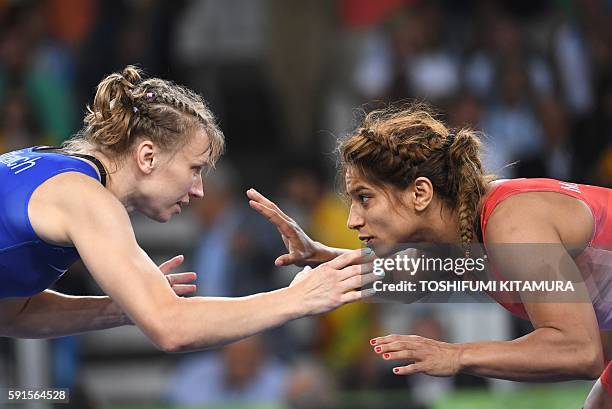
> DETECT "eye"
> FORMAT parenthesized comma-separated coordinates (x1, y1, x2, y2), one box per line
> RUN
(192, 165, 204, 175)
(358, 194, 371, 204)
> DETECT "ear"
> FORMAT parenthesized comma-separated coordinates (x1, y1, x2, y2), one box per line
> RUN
(412, 177, 434, 212)
(134, 140, 156, 174)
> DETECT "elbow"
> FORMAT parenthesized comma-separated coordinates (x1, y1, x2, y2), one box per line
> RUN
(150, 325, 189, 353)
(576, 344, 605, 380)
(584, 351, 605, 380)
(156, 335, 184, 353)
(147, 311, 188, 353)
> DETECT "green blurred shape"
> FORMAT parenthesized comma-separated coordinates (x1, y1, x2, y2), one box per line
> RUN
(433, 385, 591, 409)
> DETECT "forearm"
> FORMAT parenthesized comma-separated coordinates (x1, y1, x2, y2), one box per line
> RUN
(7, 290, 130, 339)
(458, 328, 604, 381)
(158, 286, 302, 352)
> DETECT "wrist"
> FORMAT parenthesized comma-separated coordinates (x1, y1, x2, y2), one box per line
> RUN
(281, 284, 307, 320)
(312, 242, 337, 264)
(456, 343, 470, 373)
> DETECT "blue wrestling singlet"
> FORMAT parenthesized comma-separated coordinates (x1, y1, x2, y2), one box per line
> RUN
(0, 147, 106, 298)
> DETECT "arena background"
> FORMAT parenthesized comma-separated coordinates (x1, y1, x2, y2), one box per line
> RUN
(0, 0, 610, 408)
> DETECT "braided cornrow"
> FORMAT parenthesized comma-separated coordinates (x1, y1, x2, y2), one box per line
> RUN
(63, 65, 225, 167)
(340, 103, 494, 254)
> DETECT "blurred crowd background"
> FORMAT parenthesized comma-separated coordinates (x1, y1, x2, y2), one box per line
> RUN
(0, 0, 610, 408)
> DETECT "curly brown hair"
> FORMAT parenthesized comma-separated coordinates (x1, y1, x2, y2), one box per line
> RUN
(339, 103, 494, 252)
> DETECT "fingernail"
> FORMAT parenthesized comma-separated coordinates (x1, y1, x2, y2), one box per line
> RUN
(393, 368, 400, 374)
(363, 247, 373, 255)
(370, 339, 377, 345)
(383, 353, 390, 359)
(375, 346, 382, 353)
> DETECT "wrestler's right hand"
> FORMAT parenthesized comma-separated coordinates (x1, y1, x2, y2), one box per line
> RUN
(289, 248, 379, 316)
(247, 188, 325, 266)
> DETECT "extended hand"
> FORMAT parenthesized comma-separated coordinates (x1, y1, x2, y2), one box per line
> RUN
(371, 334, 462, 377)
(246, 188, 322, 266)
(111, 255, 198, 326)
(159, 255, 197, 296)
(291, 248, 379, 315)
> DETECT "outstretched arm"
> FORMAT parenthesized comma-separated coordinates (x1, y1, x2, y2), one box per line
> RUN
(246, 188, 352, 266)
(0, 291, 128, 338)
(58, 174, 376, 352)
(372, 301, 603, 381)
(0, 255, 197, 338)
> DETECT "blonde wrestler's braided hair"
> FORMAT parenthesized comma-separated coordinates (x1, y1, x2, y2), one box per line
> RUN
(63, 65, 224, 168)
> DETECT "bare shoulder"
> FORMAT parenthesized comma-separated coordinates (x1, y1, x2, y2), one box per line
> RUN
(485, 191, 593, 247)
(28, 172, 127, 247)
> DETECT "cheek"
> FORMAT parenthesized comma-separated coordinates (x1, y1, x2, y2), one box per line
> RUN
(175, 169, 195, 192)
(366, 206, 394, 231)
(374, 205, 411, 239)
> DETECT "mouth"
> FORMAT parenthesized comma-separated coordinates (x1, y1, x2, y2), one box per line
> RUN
(359, 236, 374, 245)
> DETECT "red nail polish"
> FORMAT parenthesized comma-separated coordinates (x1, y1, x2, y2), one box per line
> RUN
(393, 368, 399, 374)
(370, 339, 377, 345)
(375, 346, 382, 353)
(383, 353, 390, 359)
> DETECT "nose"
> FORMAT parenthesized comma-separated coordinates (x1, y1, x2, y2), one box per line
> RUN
(347, 203, 365, 230)
(189, 174, 204, 198)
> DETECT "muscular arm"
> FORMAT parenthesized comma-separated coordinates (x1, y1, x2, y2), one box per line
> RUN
(32, 173, 371, 353)
(458, 197, 603, 381)
(375, 194, 604, 381)
(458, 304, 603, 381)
(0, 291, 129, 338)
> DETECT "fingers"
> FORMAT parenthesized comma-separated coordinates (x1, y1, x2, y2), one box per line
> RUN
(392, 363, 425, 375)
(170, 284, 197, 296)
(248, 199, 290, 223)
(371, 334, 413, 346)
(159, 255, 184, 274)
(379, 350, 416, 361)
(340, 272, 380, 292)
(166, 272, 197, 286)
(340, 287, 376, 303)
(246, 188, 291, 219)
(373, 339, 417, 354)
(249, 200, 297, 239)
(327, 248, 375, 270)
(275, 253, 298, 267)
(337, 262, 374, 281)
(370, 336, 425, 376)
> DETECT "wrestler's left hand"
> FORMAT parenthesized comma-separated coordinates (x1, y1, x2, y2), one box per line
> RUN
(371, 334, 462, 377)
(159, 255, 197, 296)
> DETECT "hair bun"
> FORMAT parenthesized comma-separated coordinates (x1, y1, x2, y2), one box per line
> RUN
(121, 65, 143, 88)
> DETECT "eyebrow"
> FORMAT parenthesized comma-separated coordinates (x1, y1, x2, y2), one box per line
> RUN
(348, 185, 370, 194)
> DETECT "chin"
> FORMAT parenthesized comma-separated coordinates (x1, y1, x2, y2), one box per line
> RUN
(369, 241, 407, 258)
(160, 210, 177, 222)
(143, 209, 173, 223)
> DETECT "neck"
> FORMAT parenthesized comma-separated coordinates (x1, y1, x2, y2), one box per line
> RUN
(84, 149, 140, 212)
(429, 203, 462, 243)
